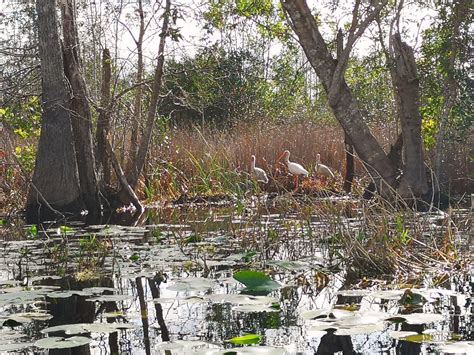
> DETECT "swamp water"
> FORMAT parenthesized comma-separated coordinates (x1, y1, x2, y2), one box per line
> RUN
(0, 196, 472, 354)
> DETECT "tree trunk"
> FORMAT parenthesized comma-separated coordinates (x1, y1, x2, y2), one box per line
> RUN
(126, 0, 171, 189)
(343, 134, 354, 193)
(104, 139, 144, 213)
(126, 0, 146, 178)
(96, 48, 112, 187)
(282, 0, 397, 195)
(26, 0, 84, 222)
(391, 34, 429, 198)
(61, 0, 101, 219)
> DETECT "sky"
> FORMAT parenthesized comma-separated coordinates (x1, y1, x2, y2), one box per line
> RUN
(0, 0, 438, 72)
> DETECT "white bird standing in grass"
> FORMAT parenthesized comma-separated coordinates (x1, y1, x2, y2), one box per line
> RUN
(315, 153, 335, 179)
(277, 150, 308, 190)
(251, 155, 269, 184)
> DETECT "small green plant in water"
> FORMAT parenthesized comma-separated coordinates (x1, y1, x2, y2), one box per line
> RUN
(395, 215, 411, 245)
(29, 224, 38, 239)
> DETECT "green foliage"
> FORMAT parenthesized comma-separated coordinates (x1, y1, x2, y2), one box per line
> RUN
(395, 215, 411, 245)
(419, 3, 473, 148)
(2, 98, 41, 175)
(162, 47, 267, 126)
(29, 224, 38, 239)
(235, 0, 273, 17)
(161, 45, 317, 127)
(14, 145, 36, 175)
(345, 53, 396, 124)
(1, 97, 41, 137)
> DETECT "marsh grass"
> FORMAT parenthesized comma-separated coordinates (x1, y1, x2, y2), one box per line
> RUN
(146, 120, 361, 200)
(145, 119, 472, 201)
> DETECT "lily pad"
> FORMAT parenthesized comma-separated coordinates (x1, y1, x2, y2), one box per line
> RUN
(390, 331, 418, 339)
(301, 308, 355, 320)
(389, 313, 445, 325)
(334, 322, 386, 335)
(47, 290, 93, 298)
(219, 346, 286, 354)
(102, 311, 125, 318)
(166, 278, 215, 292)
(438, 341, 474, 354)
(267, 260, 309, 271)
(228, 334, 262, 345)
(206, 294, 278, 305)
(34, 336, 90, 349)
(370, 290, 405, 300)
(0, 342, 34, 352)
(86, 294, 133, 302)
(233, 270, 281, 293)
(155, 340, 217, 352)
(401, 334, 434, 343)
(4, 312, 53, 324)
(233, 304, 280, 313)
(41, 322, 127, 335)
(337, 289, 371, 297)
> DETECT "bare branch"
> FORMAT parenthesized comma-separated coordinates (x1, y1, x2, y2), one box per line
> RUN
(328, 0, 388, 104)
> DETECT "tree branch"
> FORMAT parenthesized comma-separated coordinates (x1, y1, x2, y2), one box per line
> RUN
(328, 0, 388, 105)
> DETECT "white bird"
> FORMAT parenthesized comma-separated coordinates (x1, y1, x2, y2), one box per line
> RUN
(315, 153, 335, 179)
(251, 155, 269, 184)
(277, 150, 308, 190)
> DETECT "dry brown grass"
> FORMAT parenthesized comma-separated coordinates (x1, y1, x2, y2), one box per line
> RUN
(155, 121, 357, 178)
(146, 120, 396, 196)
(146, 119, 471, 198)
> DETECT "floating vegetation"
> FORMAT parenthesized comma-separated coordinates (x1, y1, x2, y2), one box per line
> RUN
(233, 270, 281, 294)
(0, 201, 471, 353)
(228, 334, 262, 345)
(34, 336, 91, 349)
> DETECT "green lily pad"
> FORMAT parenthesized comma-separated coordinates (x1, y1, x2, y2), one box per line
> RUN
(390, 331, 418, 339)
(34, 336, 90, 349)
(401, 334, 434, 343)
(399, 289, 427, 307)
(102, 311, 125, 318)
(222, 346, 286, 354)
(233, 270, 281, 293)
(228, 334, 262, 345)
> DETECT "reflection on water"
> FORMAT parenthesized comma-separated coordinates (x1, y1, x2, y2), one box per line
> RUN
(0, 200, 472, 354)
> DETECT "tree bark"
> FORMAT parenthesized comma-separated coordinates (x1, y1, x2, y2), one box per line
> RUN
(26, 0, 84, 222)
(126, 0, 146, 178)
(61, 0, 101, 218)
(96, 48, 112, 186)
(343, 134, 354, 193)
(104, 139, 144, 213)
(126, 0, 171, 189)
(282, 0, 397, 195)
(391, 34, 429, 198)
